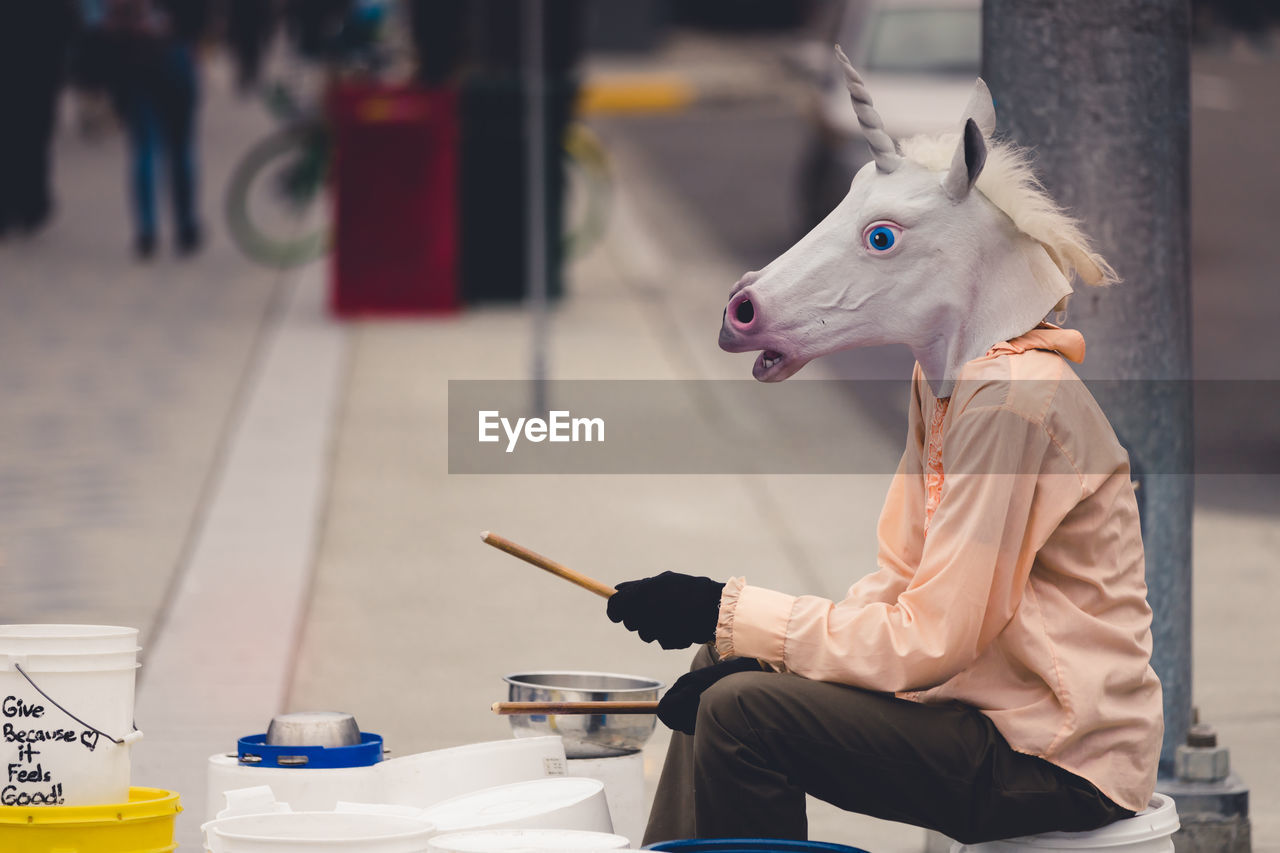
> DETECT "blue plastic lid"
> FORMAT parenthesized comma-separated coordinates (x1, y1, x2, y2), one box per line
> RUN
(237, 732, 384, 769)
(646, 840, 871, 853)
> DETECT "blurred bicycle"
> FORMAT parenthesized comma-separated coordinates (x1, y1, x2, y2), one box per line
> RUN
(224, 10, 614, 272)
(224, 78, 332, 268)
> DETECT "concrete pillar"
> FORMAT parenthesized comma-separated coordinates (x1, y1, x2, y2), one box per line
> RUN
(982, 0, 1193, 775)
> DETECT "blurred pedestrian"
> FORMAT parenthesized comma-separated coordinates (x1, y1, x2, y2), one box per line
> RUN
(227, 0, 275, 94)
(0, 1, 78, 237)
(71, 0, 121, 139)
(407, 0, 467, 85)
(284, 0, 351, 61)
(103, 0, 209, 258)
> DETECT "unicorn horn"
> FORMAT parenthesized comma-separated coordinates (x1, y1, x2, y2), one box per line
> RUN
(834, 45, 901, 174)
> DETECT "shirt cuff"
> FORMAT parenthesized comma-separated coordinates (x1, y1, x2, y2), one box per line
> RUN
(715, 578, 796, 668)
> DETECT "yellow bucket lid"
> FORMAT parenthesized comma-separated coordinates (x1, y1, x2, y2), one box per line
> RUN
(0, 787, 181, 825)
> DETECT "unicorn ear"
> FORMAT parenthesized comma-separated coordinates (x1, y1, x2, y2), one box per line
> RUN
(942, 118, 987, 200)
(961, 78, 996, 137)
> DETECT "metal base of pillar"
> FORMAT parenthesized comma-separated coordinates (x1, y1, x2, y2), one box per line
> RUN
(1159, 773, 1251, 853)
(1172, 814, 1251, 853)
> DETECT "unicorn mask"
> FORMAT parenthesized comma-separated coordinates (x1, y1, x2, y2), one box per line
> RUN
(719, 46, 1115, 397)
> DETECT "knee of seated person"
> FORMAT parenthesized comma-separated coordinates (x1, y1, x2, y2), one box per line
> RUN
(696, 669, 774, 734)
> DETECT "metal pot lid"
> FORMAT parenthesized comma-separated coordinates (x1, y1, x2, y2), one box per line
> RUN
(266, 711, 361, 747)
(236, 711, 383, 769)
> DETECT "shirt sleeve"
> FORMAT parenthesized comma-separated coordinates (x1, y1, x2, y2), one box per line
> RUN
(717, 404, 1066, 692)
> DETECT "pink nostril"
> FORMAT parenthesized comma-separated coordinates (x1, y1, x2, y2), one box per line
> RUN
(729, 293, 756, 329)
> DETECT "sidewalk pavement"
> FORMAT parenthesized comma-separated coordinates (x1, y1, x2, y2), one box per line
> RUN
(0, 59, 284, 642)
(0, 44, 1275, 853)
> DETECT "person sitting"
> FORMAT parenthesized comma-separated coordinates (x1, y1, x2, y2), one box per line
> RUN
(608, 50, 1162, 847)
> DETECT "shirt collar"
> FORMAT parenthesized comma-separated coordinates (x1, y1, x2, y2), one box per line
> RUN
(985, 322, 1086, 364)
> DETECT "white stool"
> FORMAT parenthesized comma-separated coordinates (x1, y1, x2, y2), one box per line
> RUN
(951, 793, 1179, 853)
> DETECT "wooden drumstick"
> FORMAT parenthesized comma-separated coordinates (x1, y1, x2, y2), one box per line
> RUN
(481, 531, 617, 599)
(492, 701, 659, 715)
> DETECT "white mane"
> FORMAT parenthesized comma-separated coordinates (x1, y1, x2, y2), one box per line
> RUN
(898, 133, 1118, 289)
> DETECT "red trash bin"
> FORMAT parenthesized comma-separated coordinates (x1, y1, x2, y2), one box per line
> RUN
(328, 82, 459, 317)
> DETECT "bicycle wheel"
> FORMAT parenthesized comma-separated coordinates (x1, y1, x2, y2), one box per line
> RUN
(562, 122, 613, 261)
(224, 122, 331, 269)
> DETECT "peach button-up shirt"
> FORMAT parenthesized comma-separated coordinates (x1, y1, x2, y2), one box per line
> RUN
(715, 326, 1162, 813)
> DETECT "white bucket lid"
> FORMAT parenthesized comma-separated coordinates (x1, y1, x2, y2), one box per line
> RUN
(428, 829, 630, 853)
(3, 647, 142, 672)
(206, 811, 435, 852)
(999, 793, 1179, 848)
(421, 778, 608, 833)
(0, 625, 139, 653)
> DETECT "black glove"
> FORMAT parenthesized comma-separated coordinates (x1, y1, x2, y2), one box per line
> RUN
(658, 657, 763, 735)
(606, 571, 725, 650)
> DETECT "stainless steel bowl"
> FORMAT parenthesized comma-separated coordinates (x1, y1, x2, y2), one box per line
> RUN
(503, 671, 663, 759)
(265, 711, 362, 747)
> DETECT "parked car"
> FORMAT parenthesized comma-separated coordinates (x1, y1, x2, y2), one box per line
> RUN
(796, 0, 982, 230)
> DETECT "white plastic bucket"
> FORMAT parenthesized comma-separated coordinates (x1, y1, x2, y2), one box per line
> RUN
(374, 736, 570, 809)
(0, 625, 139, 654)
(567, 753, 646, 847)
(205, 734, 569, 819)
(204, 811, 436, 853)
(950, 793, 1180, 853)
(420, 777, 613, 835)
(428, 828, 630, 853)
(205, 753, 382, 819)
(0, 625, 142, 806)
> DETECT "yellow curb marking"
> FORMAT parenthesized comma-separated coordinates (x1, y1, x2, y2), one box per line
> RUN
(577, 75, 697, 116)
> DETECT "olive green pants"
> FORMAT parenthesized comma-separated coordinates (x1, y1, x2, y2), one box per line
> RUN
(644, 645, 1133, 846)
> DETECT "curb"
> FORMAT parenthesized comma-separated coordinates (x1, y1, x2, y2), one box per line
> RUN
(578, 72, 796, 116)
(578, 74, 698, 115)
